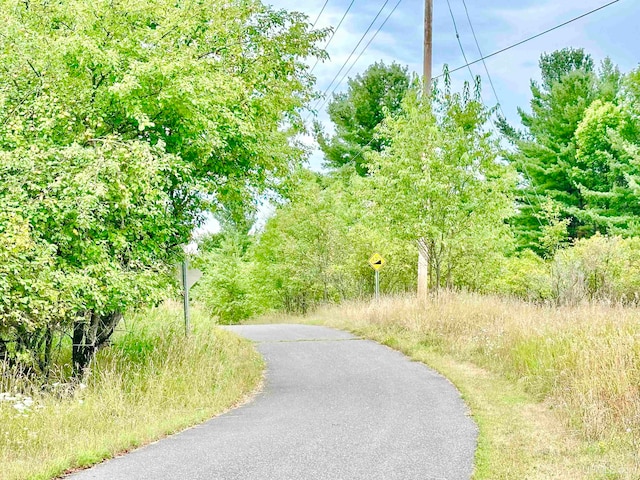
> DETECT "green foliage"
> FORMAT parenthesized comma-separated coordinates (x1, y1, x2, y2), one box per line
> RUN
(502, 48, 640, 249)
(537, 200, 570, 257)
(503, 49, 603, 244)
(551, 234, 640, 304)
(489, 250, 552, 301)
(0, 0, 326, 371)
(316, 61, 410, 175)
(251, 170, 357, 313)
(489, 235, 640, 305)
(367, 82, 515, 289)
(192, 233, 257, 324)
(572, 99, 640, 235)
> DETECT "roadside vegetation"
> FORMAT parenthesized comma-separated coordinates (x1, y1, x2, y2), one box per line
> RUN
(0, 303, 263, 480)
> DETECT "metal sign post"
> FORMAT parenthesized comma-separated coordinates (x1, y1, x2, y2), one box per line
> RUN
(368, 253, 386, 301)
(176, 260, 203, 337)
(182, 260, 190, 336)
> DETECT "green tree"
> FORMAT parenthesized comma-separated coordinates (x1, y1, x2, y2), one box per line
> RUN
(249, 167, 417, 312)
(193, 231, 257, 324)
(571, 98, 640, 234)
(501, 48, 623, 249)
(316, 61, 410, 175)
(251, 170, 353, 313)
(367, 83, 515, 289)
(0, 0, 326, 372)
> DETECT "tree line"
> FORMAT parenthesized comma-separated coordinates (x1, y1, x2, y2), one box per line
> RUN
(194, 49, 640, 322)
(3, 0, 640, 373)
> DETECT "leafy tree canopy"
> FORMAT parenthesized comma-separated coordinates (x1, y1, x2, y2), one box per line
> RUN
(367, 80, 516, 289)
(0, 0, 326, 371)
(316, 61, 410, 175)
(501, 48, 625, 251)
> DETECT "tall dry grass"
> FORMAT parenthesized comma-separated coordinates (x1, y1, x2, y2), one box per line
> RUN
(0, 302, 263, 480)
(310, 292, 640, 459)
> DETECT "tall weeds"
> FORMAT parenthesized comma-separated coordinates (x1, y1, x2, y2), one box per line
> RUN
(0, 302, 262, 480)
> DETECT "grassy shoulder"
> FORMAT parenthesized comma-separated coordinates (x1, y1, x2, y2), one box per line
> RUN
(257, 293, 639, 479)
(0, 302, 263, 480)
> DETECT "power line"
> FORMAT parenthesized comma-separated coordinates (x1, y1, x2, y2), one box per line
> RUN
(460, 0, 501, 110)
(316, 0, 404, 164)
(445, 0, 475, 81)
(435, 0, 621, 79)
(445, 0, 544, 226)
(314, 0, 404, 115)
(339, 0, 622, 226)
(458, 0, 544, 224)
(306, 0, 393, 118)
(448, 0, 540, 220)
(310, 0, 357, 74)
(311, 0, 331, 28)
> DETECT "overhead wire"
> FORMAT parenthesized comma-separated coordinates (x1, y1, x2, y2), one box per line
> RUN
(460, 0, 501, 111)
(455, 0, 546, 225)
(435, 0, 621, 79)
(445, 0, 475, 82)
(325, 0, 622, 191)
(309, 0, 357, 74)
(311, 0, 331, 28)
(315, 0, 404, 166)
(306, 0, 393, 120)
(313, 0, 404, 116)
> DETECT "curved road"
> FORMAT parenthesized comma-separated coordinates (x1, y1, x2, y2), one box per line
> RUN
(69, 324, 477, 479)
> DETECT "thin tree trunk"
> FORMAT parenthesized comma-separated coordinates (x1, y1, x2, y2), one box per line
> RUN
(417, 238, 429, 299)
(73, 311, 122, 375)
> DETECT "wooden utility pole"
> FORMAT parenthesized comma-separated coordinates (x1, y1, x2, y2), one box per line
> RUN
(418, 0, 433, 299)
(423, 0, 433, 94)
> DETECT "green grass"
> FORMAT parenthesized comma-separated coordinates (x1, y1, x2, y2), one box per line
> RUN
(0, 301, 263, 480)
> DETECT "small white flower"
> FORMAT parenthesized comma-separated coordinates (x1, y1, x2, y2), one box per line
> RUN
(13, 403, 26, 412)
(78, 383, 87, 390)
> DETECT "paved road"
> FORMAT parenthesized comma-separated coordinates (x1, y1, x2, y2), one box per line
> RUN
(69, 324, 477, 479)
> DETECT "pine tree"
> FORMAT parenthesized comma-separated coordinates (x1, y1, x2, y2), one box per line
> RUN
(501, 48, 623, 251)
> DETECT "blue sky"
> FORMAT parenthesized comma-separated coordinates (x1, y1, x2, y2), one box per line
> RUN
(196, 0, 639, 236)
(266, 0, 639, 169)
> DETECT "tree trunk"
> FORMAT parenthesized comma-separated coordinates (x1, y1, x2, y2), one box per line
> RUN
(0, 339, 8, 364)
(417, 238, 429, 299)
(72, 311, 122, 375)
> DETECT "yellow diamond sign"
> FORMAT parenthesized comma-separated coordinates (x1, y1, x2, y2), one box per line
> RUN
(368, 253, 386, 271)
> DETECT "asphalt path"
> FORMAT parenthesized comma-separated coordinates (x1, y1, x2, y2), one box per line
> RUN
(68, 324, 477, 479)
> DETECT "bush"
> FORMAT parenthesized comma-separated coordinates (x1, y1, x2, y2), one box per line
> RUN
(551, 234, 640, 304)
(490, 250, 552, 301)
